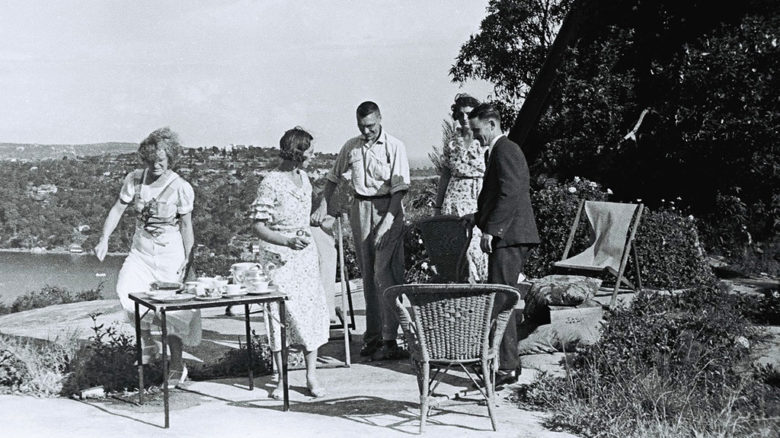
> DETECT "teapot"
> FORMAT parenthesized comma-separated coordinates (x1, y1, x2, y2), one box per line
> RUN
(230, 262, 263, 286)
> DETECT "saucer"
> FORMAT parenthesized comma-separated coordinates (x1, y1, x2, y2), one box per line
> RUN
(194, 295, 223, 301)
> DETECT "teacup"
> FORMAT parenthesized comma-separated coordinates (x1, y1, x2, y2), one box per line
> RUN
(248, 278, 270, 292)
(213, 278, 229, 293)
(225, 284, 242, 295)
(184, 281, 200, 295)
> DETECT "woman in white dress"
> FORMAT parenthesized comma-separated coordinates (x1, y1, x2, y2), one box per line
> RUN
(95, 127, 199, 388)
(251, 127, 330, 399)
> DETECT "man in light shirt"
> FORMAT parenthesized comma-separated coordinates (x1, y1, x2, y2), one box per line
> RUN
(312, 101, 411, 361)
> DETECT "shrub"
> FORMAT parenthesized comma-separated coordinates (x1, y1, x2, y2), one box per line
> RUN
(524, 176, 609, 279)
(632, 206, 715, 289)
(0, 334, 73, 396)
(60, 313, 163, 395)
(191, 253, 241, 278)
(0, 347, 30, 388)
(7, 282, 104, 314)
(514, 285, 778, 437)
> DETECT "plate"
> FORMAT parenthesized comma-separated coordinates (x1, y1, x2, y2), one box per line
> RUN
(224, 291, 248, 297)
(150, 281, 183, 291)
(194, 295, 224, 301)
(247, 286, 278, 295)
(150, 293, 195, 303)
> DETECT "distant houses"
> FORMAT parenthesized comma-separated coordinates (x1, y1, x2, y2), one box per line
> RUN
(29, 183, 58, 201)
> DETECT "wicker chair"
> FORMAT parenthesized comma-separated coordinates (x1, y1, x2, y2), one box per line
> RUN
(384, 283, 521, 432)
(416, 215, 472, 282)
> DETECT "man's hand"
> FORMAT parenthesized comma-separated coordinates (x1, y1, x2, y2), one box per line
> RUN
(94, 240, 108, 262)
(461, 213, 475, 228)
(310, 201, 328, 226)
(480, 233, 494, 254)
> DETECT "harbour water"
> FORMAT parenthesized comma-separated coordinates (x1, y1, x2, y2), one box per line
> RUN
(0, 251, 124, 304)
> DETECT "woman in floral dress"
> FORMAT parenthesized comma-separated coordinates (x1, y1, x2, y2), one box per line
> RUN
(433, 94, 489, 282)
(251, 127, 330, 399)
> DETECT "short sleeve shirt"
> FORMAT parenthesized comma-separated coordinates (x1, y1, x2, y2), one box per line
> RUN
(119, 169, 194, 233)
(326, 130, 410, 197)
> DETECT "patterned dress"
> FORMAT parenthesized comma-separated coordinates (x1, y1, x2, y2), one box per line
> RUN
(251, 171, 329, 352)
(441, 130, 490, 283)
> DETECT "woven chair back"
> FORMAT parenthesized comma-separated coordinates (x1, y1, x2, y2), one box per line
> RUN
(416, 215, 471, 282)
(408, 288, 493, 361)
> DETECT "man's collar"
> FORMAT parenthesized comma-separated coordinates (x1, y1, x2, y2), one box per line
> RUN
(489, 133, 505, 151)
(364, 128, 385, 148)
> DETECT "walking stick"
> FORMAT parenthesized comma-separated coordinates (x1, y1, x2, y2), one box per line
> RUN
(337, 215, 351, 367)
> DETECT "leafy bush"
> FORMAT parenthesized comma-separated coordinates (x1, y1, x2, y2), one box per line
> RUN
(60, 313, 163, 395)
(632, 205, 715, 289)
(524, 176, 608, 279)
(0, 334, 72, 396)
(190, 252, 241, 278)
(2, 282, 105, 315)
(514, 285, 778, 437)
(732, 288, 780, 326)
(0, 347, 30, 388)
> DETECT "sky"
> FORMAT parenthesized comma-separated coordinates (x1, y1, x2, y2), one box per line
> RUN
(0, 0, 495, 162)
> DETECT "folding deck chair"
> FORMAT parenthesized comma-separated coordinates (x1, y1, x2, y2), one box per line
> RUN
(554, 200, 644, 309)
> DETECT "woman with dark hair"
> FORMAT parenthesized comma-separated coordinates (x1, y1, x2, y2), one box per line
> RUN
(251, 127, 329, 399)
(433, 94, 489, 282)
(95, 127, 199, 388)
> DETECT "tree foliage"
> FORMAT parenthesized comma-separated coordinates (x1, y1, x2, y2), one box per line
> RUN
(452, 0, 779, 247)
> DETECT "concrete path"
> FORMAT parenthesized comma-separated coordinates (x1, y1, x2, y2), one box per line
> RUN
(0, 280, 578, 438)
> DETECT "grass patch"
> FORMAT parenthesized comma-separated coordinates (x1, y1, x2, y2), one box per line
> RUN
(513, 285, 780, 437)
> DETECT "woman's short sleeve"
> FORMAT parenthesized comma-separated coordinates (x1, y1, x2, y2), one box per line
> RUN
(250, 176, 276, 222)
(119, 171, 138, 204)
(176, 179, 195, 215)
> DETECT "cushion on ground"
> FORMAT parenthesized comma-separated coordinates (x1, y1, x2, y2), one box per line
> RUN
(523, 275, 602, 326)
(517, 299, 604, 355)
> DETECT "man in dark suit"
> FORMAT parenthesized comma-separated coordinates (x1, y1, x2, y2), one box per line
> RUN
(463, 103, 540, 384)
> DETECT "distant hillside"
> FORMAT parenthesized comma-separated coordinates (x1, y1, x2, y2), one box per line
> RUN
(0, 142, 138, 161)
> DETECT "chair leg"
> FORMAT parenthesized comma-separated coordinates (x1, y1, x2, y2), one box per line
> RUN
(483, 359, 497, 431)
(419, 362, 430, 433)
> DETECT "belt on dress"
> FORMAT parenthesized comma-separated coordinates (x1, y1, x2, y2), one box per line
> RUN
(451, 175, 483, 180)
(354, 193, 392, 200)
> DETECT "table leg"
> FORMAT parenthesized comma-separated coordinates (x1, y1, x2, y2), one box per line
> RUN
(245, 303, 254, 390)
(161, 309, 169, 429)
(134, 302, 144, 405)
(280, 300, 289, 411)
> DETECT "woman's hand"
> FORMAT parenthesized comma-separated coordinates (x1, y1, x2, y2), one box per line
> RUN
(94, 239, 109, 262)
(286, 236, 310, 250)
(310, 201, 328, 226)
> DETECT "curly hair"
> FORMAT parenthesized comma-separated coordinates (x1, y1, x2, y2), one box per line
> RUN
(451, 93, 481, 121)
(279, 126, 313, 163)
(138, 127, 183, 168)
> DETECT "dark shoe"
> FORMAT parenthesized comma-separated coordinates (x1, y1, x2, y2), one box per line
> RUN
(359, 338, 383, 357)
(495, 369, 519, 388)
(225, 306, 234, 316)
(371, 341, 410, 361)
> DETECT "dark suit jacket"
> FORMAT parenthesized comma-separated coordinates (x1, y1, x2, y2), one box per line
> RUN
(475, 136, 540, 248)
